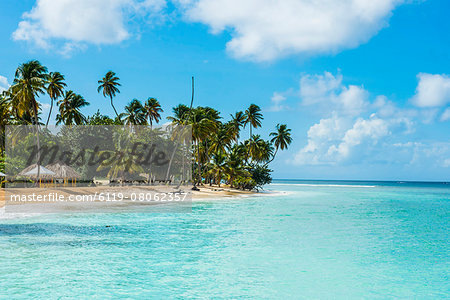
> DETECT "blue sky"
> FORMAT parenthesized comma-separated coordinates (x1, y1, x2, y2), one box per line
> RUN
(0, 0, 449, 181)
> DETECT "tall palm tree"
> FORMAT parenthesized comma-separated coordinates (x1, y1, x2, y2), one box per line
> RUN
(45, 72, 66, 127)
(120, 99, 147, 126)
(266, 124, 292, 165)
(11, 60, 47, 124)
(97, 71, 121, 118)
(244, 104, 263, 136)
(10, 60, 48, 182)
(191, 107, 218, 184)
(56, 90, 89, 125)
(143, 97, 163, 129)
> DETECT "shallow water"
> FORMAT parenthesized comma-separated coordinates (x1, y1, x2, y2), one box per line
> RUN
(0, 181, 449, 298)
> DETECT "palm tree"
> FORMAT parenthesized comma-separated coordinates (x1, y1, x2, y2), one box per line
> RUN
(11, 60, 47, 124)
(56, 90, 89, 125)
(45, 72, 66, 127)
(191, 107, 218, 184)
(97, 71, 121, 118)
(244, 104, 263, 136)
(229, 111, 246, 142)
(0, 94, 11, 152)
(245, 134, 272, 163)
(266, 124, 292, 165)
(120, 99, 147, 126)
(144, 97, 163, 129)
(10, 60, 48, 182)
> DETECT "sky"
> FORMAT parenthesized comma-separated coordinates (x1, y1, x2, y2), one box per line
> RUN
(0, 0, 449, 181)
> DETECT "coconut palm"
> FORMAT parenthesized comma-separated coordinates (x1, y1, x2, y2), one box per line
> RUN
(10, 60, 47, 124)
(191, 107, 218, 184)
(245, 134, 273, 163)
(144, 97, 163, 129)
(56, 91, 89, 125)
(228, 111, 246, 142)
(97, 71, 121, 118)
(45, 72, 66, 127)
(209, 124, 232, 156)
(266, 124, 292, 165)
(244, 104, 263, 136)
(120, 99, 147, 126)
(10, 60, 48, 181)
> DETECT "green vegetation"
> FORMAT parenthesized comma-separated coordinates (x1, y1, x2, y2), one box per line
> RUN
(0, 60, 293, 191)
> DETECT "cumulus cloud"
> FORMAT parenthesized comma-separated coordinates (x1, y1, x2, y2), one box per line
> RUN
(292, 71, 419, 166)
(411, 73, 450, 107)
(0, 76, 9, 93)
(180, 0, 405, 61)
(267, 92, 288, 112)
(13, 0, 166, 54)
(299, 71, 369, 116)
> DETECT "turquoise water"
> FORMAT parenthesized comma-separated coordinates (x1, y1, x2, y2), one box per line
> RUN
(0, 181, 449, 298)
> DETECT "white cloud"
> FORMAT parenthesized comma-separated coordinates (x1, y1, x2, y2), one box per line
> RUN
(299, 71, 369, 116)
(267, 92, 288, 112)
(328, 117, 390, 159)
(13, 0, 166, 54)
(440, 107, 450, 122)
(292, 71, 425, 166)
(411, 73, 450, 107)
(0, 76, 9, 93)
(179, 0, 405, 61)
(294, 114, 396, 165)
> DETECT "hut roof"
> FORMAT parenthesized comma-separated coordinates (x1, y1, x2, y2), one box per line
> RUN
(18, 164, 56, 179)
(45, 162, 81, 179)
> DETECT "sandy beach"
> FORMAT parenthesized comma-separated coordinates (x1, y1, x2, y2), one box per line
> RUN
(0, 184, 258, 214)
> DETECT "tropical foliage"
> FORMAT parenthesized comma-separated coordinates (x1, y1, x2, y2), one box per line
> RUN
(0, 60, 292, 191)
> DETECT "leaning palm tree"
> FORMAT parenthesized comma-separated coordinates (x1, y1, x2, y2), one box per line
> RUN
(120, 99, 147, 126)
(266, 124, 292, 165)
(45, 72, 66, 127)
(10, 60, 48, 182)
(56, 90, 89, 125)
(97, 71, 121, 118)
(244, 104, 263, 136)
(143, 97, 163, 129)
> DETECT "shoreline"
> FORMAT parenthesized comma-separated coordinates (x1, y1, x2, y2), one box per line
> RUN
(0, 185, 264, 219)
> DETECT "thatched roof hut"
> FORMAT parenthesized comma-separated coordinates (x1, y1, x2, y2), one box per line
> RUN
(46, 162, 81, 179)
(18, 164, 56, 179)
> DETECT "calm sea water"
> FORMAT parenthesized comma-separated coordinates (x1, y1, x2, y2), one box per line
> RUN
(0, 180, 448, 298)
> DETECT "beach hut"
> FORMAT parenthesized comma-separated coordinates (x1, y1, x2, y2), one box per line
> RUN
(18, 164, 56, 187)
(19, 164, 56, 178)
(45, 162, 81, 187)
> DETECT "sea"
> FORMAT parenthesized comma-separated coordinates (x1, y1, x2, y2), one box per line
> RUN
(0, 180, 448, 298)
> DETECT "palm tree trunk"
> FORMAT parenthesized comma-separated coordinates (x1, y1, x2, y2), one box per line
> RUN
(32, 99, 41, 184)
(110, 96, 119, 119)
(165, 139, 180, 182)
(264, 147, 278, 167)
(197, 141, 202, 185)
(46, 98, 53, 127)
